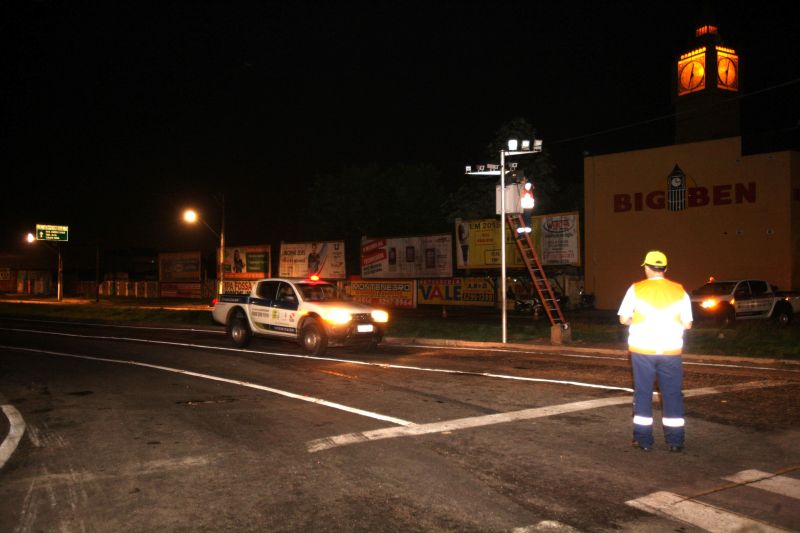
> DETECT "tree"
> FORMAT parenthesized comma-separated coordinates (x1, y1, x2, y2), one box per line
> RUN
(443, 117, 562, 221)
(307, 163, 447, 240)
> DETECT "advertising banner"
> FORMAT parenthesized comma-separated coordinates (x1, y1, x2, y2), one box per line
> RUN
(221, 280, 257, 295)
(361, 234, 452, 279)
(454, 218, 526, 269)
(0, 267, 13, 292)
(539, 212, 581, 266)
(279, 241, 346, 279)
(159, 252, 202, 282)
(218, 244, 271, 280)
(417, 277, 495, 307)
(159, 282, 202, 299)
(455, 212, 581, 269)
(346, 280, 416, 309)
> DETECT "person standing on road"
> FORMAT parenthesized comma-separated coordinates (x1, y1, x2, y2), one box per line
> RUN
(617, 251, 693, 452)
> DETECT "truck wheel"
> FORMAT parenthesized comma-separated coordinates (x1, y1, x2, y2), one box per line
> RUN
(773, 304, 792, 327)
(302, 319, 328, 356)
(228, 312, 252, 348)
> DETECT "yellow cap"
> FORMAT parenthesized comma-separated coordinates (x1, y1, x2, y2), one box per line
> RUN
(641, 251, 667, 267)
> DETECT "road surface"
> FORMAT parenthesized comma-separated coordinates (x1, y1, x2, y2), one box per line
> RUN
(1, 316, 799, 531)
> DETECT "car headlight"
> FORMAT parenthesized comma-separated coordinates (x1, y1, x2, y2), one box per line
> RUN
(371, 310, 389, 323)
(322, 308, 352, 325)
(701, 298, 718, 309)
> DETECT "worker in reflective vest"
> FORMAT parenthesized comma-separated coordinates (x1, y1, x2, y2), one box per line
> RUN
(617, 251, 693, 452)
(517, 179, 534, 237)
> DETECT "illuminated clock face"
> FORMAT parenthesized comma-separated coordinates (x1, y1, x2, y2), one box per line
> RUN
(717, 55, 738, 90)
(678, 58, 706, 94)
(671, 176, 683, 187)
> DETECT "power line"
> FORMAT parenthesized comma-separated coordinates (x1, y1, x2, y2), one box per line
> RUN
(549, 77, 800, 147)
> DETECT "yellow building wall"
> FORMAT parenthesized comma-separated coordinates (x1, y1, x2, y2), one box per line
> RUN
(584, 137, 798, 309)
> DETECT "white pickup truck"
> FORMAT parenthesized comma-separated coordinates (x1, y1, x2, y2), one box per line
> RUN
(690, 278, 800, 326)
(211, 278, 389, 355)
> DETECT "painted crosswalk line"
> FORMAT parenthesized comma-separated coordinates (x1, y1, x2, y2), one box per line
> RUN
(625, 490, 789, 533)
(722, 469, 800, 500)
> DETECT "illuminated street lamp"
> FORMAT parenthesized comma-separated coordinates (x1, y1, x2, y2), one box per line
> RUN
(26, 232, 63, 302)
(182, 195, 225, 296)
(466, 137, 542, 343)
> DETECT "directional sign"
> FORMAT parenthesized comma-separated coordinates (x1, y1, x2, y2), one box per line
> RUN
(35, 224, 69, 241)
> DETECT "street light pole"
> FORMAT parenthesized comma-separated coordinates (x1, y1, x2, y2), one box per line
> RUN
(499, 148, 507, 343)
(465, 137, 542, 343)
(57, 243, 63, 302)
(183, 194, 226, 298)
(218, 194, 225, 296)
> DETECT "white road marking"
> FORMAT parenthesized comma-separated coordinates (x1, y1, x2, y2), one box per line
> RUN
(722, 469, 800, 500)
(308, 395, 631, 453)
(0, 345, 413, 427)
(306, 380, 786, 452)
(513, 520, 581, 532)
(626, 491, 789, 532)
(0, 327, 634, 393)
(0, 403, 26, 469)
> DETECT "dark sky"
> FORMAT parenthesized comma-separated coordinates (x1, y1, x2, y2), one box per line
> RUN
(2, 1, 798, 257)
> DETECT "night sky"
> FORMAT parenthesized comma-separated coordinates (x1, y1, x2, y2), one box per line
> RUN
(2, 1, 798, 261)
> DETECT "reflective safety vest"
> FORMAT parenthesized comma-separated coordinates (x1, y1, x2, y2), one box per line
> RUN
(620, 278, 692, 355)
(520, 190, 534, 209)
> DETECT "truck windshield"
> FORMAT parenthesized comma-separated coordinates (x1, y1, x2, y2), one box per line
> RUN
(297, 283, 341, 302)
(692, 282, 737, 296)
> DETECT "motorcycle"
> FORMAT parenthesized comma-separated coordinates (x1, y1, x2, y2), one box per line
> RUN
(514, 297, 543, 315)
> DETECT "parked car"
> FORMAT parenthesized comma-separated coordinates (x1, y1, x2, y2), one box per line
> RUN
(690, 278, 800, 326)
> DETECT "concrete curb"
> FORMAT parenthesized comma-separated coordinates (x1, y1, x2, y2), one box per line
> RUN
(383, 336, 800, 367)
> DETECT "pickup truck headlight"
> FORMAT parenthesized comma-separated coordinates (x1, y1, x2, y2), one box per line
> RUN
(322, 308, 352, 325)
(371, 310, 389, 323)
(701, 297, 734, 309)
(700, 298, 719, 309)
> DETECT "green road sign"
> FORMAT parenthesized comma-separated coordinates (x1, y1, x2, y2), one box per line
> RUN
(35, 224, 69, 241)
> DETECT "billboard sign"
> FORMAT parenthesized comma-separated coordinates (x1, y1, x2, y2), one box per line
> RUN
(35, 224, 69, 241)
(361, 234, 452, 279)
(159, 251, 202, 282)
(347, 280, 416, 309)
(539, 212, 581, 266)
(218, 244, 271, 280)
(455, 212, 581, 269)
(279, 241, 346, 279)
(417, 277, 495, 307)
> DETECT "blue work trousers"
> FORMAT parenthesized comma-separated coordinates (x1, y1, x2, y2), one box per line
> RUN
(631, 353, 685, 448)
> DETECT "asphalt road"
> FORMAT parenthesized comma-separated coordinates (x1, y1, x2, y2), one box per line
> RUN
(1, 317, 799, 532)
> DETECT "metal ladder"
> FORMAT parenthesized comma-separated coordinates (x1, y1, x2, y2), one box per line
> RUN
(506, 214, 567, 326)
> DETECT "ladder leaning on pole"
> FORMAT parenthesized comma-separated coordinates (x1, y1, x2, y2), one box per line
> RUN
(506, 214, 567, 327)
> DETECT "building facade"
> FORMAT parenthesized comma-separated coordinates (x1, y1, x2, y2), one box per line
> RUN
(583, 22, 799, 309)
(584, 138, 799, 309)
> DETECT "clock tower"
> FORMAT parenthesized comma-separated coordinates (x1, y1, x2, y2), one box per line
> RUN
(674, 23, 740, 143)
